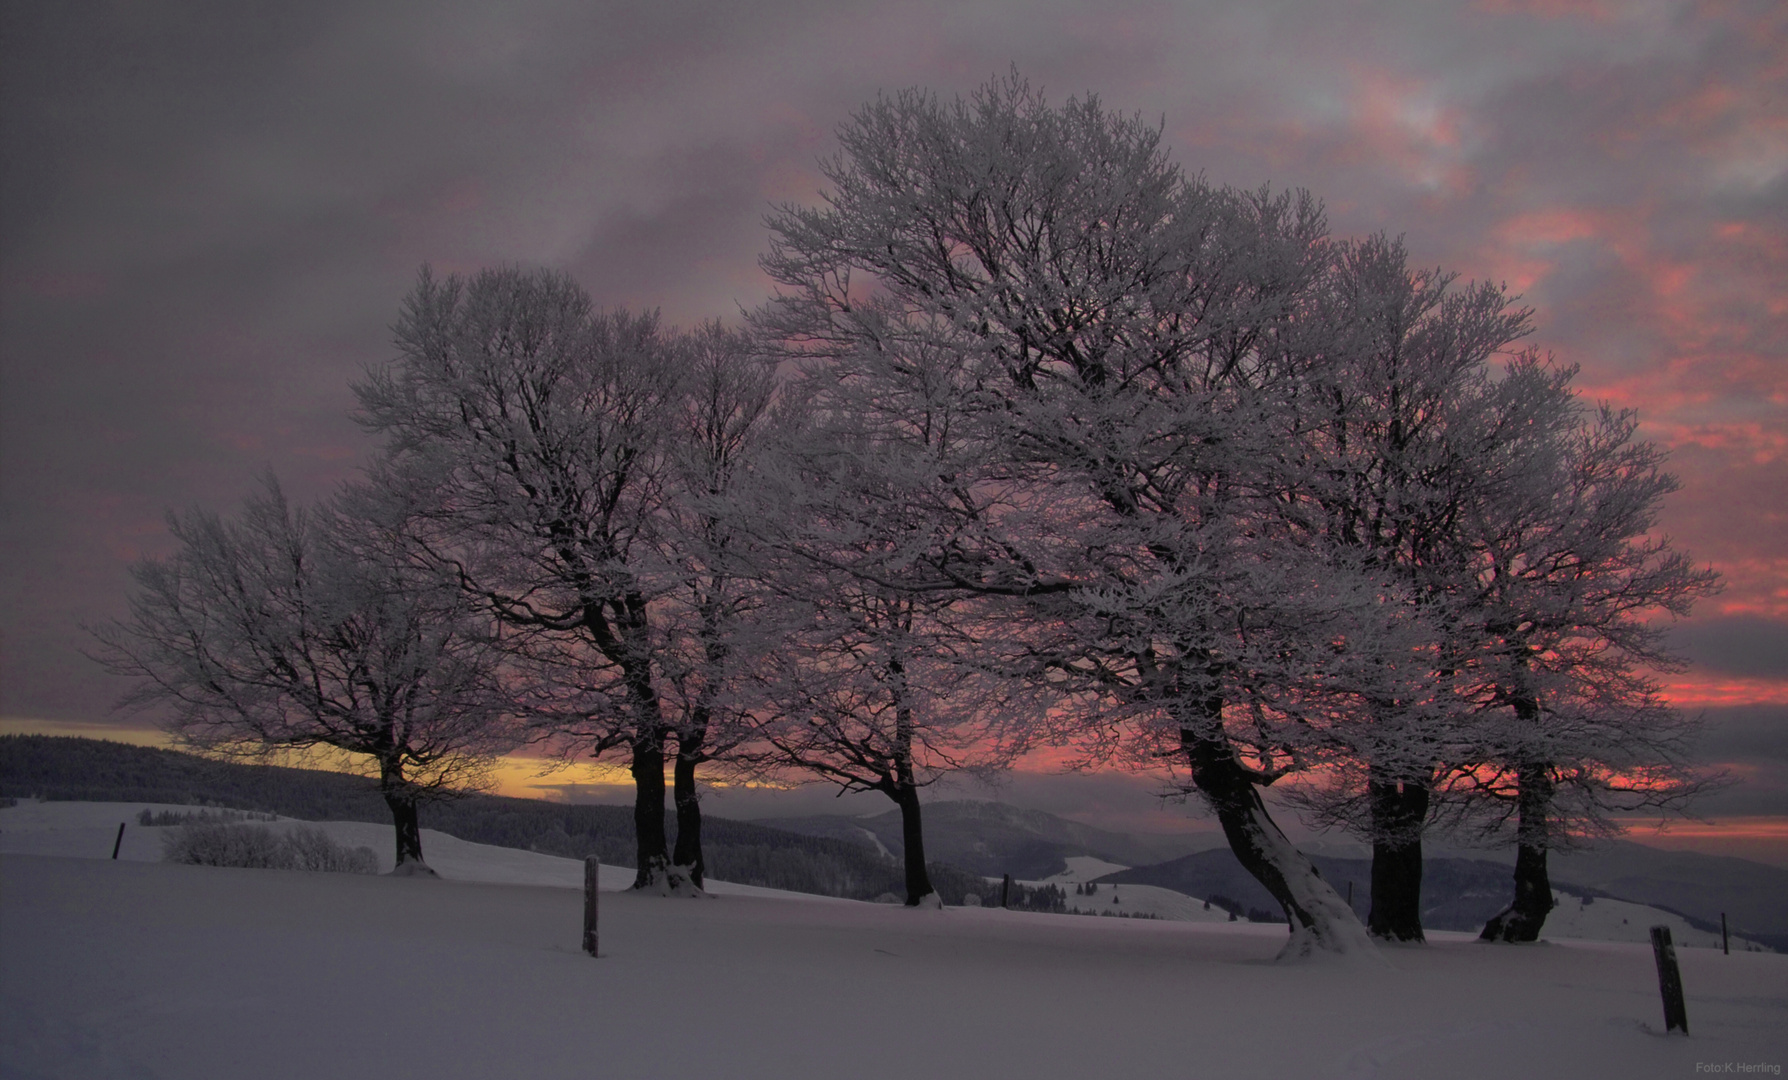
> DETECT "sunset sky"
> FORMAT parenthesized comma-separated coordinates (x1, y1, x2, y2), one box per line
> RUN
(2, 0, 1782, 859)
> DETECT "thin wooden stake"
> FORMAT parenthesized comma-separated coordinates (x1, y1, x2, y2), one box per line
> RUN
(111, 822, 125, 860)
(1000, 873, 1012, 909)
(1721, 912, 1729, 955)
(583, 856, 600, 957)
(1346, 880, 1353, 910)
(1649, 925, 1689, 1034)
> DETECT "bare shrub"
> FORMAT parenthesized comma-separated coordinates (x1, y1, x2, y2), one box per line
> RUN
(162, 821, 376, 874)
(283, 825, 377, 873)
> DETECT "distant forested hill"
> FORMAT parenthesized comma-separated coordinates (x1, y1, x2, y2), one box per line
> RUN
(0, 735, 1010, 903)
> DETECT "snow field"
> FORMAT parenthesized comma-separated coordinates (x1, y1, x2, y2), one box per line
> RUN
(3, 802, 1784, 1078)
(1544, 890, 1774, 953)
(4, 850, 1785, 1079)
(3, 800, 1773, 936)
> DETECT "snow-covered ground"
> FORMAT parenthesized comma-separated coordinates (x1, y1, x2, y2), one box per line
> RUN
(1039, 854, 1131, 883)
(1029, 854, 1234, 921)
(1060, 880, 1236, 922)
(0, 799, 843, 899)
(3, 802, 1785, 1078)
(1541, 891, 1768, 952)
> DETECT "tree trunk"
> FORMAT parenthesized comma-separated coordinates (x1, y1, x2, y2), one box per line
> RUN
(629, 729, 670, 889)
(613, 640, 673, 891)
(891, 780, 935, 905)
(671, 733, 705, 889)
(1367, 772, 1430, 942)
(383, 791, 425, 869)
(1182, 725, 1377, 960)
(887, 650, 937, 906)
(1480, 761, 1555, 942)
(377, 759, 428, 873)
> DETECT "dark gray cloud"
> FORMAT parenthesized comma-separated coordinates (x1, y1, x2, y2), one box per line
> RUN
(1681, 705, 1788, 818)
(1668, 618, 1788, 680)
(2, 1, 1781, 769)
(1696, 705, 1788, 765)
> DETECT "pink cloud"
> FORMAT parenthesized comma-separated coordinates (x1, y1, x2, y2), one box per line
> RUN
(1662, 674, 1788, 708)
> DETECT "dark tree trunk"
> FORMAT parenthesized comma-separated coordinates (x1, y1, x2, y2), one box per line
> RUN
(383, 790, 425, 869)
(671, 619, 727, 891)
(891, 780, 935, 905)
(1367, 773, 1430, 942)
(1481, 761, 1555, 942)
(886, 652, 936, 906)
(1181, 721, 1374, 957)
(377, 758, 426, 871)
(630, 729, 670, 889)
(671, 733, 705, 889)
(611, 638, 673, 891)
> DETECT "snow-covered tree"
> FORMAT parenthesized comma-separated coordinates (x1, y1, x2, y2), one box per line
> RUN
(756, 73, 1377, 956)
(1281, 244, 1722, 944)
(655, 321, 780, 886)
(90, 477, 517, 871)
(1282, 233, 1536, 941)
(754, 70, 1722, 954)
(354, 267, 693, 889)
(1449, 364, 1721, 942)
(736, 341, 1034, 905)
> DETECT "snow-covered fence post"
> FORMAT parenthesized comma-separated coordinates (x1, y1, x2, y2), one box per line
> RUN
(1648, 925, 1688, 1034)
(111, 822, 125, 859)
(583, 857, 600, 957)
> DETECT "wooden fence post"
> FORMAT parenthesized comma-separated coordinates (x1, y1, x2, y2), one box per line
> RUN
(112, 822, 125, 859)
(1000, 874, 1012, 909)
(1649, 925, 1688, 1034)
(583, 856, 600, 957)
(1721, 913, 1729, 955)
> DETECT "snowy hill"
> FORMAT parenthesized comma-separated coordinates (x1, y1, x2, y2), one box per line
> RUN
(1547, 842, 1788, 951)
(0, 800, 841, 900)
(1545, 890, 1772, 953)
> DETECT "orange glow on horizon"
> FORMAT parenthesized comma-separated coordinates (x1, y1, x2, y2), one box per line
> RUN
(0, 717, 174, 748)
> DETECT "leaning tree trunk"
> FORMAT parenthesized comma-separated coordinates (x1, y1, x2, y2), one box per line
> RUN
(1480, 760, 1556, 942)
(1367, 769, 1431, 942)
(671, 716, 708, 889)
(1181, 723, 1377, 960)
